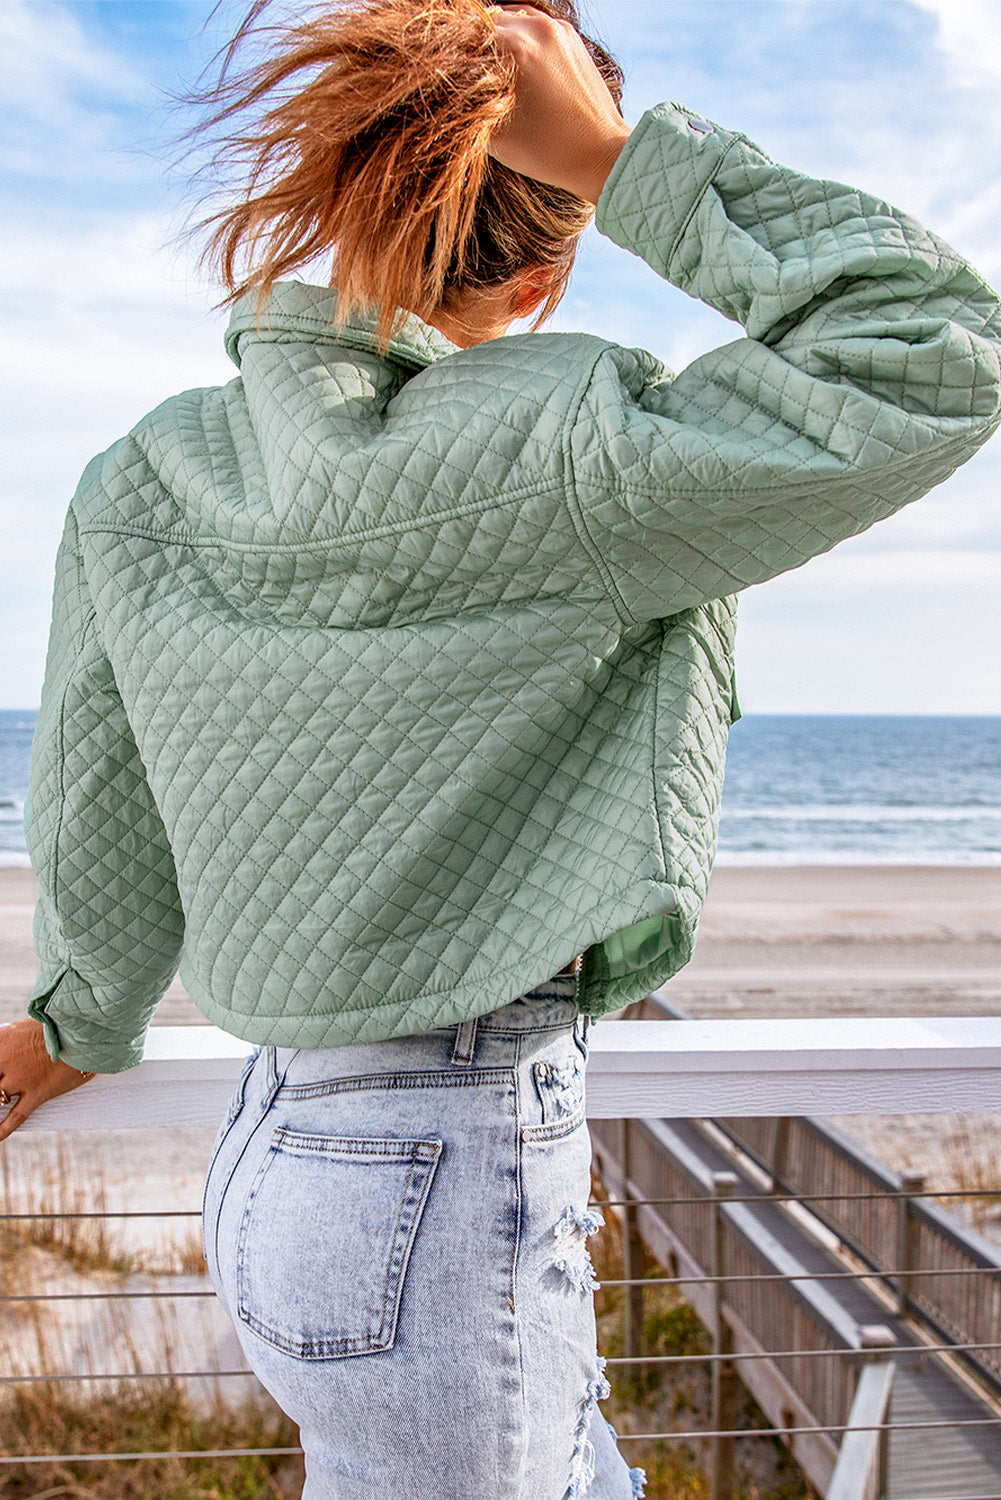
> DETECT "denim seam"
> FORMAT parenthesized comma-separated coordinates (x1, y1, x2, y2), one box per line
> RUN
(521, 1104, 587, 1143)
(513, 1027, 529, 1500)
(202, 1048, 257, 1208)
(229, 1048, 292, 1305)
(476, 1021, 577, 1036)
(269, 1128, 441, 1162)
(378, 1155, 421, 1348)
(206, 1049, 285, 1286)
(278, 1067, 515, 1100)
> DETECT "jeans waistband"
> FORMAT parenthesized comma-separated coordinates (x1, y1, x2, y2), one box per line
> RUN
(468, 977, 578, 1034)
(269, 978, 583, 1089)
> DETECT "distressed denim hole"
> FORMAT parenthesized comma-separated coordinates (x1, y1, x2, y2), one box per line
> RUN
(564, 1357, 612, 1499)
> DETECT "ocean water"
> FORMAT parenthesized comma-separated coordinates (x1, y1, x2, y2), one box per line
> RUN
(1, 710, 999, 867)
(0, 711, 34, 867)
(717, 715, 1001, 865)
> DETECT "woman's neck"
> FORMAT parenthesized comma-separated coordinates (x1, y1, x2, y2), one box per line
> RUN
(425, 284, 520, 348)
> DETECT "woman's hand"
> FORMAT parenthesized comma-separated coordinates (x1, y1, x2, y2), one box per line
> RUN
(488, 4, 632, 204)
(0, 1018, 95, 1142)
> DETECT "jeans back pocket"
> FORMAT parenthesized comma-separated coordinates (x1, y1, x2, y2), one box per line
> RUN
(236, 1129, 442, 1360)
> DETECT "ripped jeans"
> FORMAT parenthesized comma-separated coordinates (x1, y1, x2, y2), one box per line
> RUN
(202, 982, 646, 1500)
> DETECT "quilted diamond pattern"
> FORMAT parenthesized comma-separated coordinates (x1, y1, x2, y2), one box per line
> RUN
(26, 102, 1001, 1071)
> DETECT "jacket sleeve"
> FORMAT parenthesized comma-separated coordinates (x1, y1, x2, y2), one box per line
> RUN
(25, 498, 185, 1074)
(567, 103, 1001, 623)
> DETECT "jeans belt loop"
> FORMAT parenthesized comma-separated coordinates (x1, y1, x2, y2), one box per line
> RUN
(450, 1017, 478, 1067)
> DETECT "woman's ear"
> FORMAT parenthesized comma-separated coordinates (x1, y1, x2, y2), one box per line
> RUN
(510, 267, 557, 320)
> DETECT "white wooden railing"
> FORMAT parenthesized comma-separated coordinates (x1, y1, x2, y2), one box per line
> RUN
(21, 1011, 1001, 1129)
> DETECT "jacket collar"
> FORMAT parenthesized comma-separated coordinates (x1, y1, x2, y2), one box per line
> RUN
(225, 281, 461, 373)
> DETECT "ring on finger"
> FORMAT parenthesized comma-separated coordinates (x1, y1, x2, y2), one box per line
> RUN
(0, 1089, 10, 1107)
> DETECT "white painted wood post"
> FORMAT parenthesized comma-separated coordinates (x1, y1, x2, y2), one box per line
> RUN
(826, 1326, 896, 1500)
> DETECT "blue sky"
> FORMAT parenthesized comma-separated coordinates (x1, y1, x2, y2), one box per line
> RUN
(2, 0, 999, 712)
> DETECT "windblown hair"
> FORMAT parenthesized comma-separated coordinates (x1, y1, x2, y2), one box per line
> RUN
(189, 0, 624, 342)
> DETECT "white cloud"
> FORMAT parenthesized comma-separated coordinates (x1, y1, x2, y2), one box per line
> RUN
(0, 0, 151, 184)
(0, 209, 233, 650)
(0, 0, 141, 109)
(736, 550, 1001, 715)
(908, 0, 1001, 81)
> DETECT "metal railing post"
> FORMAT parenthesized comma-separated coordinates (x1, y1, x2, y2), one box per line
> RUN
(709, 1171, 739, 1500)
(620, 1119, 646, 1366)
(895, 1171, 926, 1317)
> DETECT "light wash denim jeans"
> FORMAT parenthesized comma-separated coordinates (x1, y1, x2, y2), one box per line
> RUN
(202, 983, 646, 1500)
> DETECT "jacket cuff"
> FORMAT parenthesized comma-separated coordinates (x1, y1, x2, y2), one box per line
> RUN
(28, 969, 146, 1074)
(595, 102, 744, 280)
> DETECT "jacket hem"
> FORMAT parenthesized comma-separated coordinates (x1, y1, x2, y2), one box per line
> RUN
(179, 877, 703, 1050)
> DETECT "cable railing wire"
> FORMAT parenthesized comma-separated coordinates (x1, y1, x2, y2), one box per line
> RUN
(603, 1340, 1001, 1365)
(0, 1208, 201, 1220)
(7, 1338, 1000, 1387)
(612, 1417, 1001, 1442)
(0, 1289, 217, 1302)
(0, 1369, 258, 1384)
(4, 1417, 1001, 1467)
(0, 1447, 303, 1466)
(598, 1265, 1001, 1288)
(3, 1259, 996, 1304)
(591, 1188, 1001, 1208)
(2, 1181, 997, 1221)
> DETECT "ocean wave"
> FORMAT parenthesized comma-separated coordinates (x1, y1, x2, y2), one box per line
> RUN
(721, 805, 1001, 824)
(714, 849, 1001, 867)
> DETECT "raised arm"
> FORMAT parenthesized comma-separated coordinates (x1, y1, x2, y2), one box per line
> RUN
(490, 8, 1001, 623)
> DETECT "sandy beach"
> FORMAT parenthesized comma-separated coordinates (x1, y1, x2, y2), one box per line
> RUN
(667, 863, 1001, 1018)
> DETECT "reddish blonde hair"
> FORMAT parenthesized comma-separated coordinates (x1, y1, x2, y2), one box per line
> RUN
(190, 0, 624, 342)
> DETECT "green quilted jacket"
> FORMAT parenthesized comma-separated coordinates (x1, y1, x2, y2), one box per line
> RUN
(27, 103, 1001, 1072)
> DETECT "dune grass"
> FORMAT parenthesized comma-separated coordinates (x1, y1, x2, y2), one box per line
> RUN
(0, 1382, 304, 1499)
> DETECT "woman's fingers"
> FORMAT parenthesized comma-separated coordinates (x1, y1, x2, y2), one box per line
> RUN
(487, 6, 631, 203)
(0, 1092, 35, 1144)
(0, 1019, 96, 1142)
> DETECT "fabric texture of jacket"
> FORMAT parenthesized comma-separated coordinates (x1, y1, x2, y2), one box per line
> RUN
(26, 102, 1001, 1072)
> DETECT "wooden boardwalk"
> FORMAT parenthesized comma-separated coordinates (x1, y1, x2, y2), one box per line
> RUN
(592, 1099, 1001, 1499)
(670, 1117, 1001, 1498)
